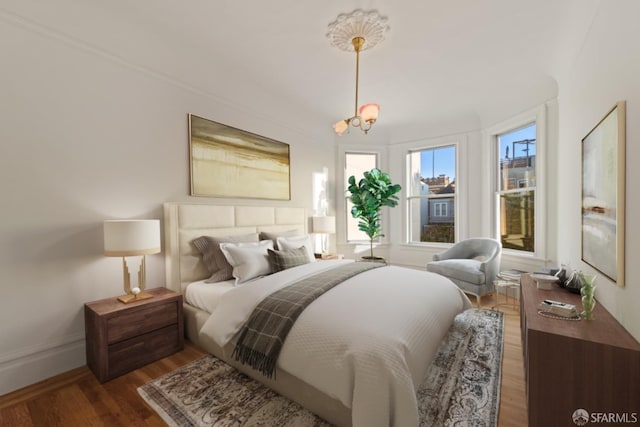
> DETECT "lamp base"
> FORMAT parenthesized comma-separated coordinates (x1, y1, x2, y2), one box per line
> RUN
(117, 291, 153, 304)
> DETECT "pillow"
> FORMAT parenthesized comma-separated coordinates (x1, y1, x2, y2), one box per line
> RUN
(219, 240, 274, 285)
(259, 230, 300, 249)
(277, 235, 316, 263)
(192, 233, 259, 283)
(267, 246, 311, 272)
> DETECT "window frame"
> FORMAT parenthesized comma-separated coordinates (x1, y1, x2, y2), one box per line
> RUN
(486, 106, 547, 259)
(434, 201, 447, 217)
(405, 143, 460, 245)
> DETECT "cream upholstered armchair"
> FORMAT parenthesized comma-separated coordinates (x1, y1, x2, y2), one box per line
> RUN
(426, 238, 502, 306)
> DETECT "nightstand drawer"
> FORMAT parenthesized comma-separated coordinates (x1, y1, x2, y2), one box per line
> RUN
(108, 324, 180, 378)
(107, 301, 178, 343)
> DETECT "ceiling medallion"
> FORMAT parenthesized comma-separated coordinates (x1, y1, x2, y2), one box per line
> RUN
(326, 9, 390, 52)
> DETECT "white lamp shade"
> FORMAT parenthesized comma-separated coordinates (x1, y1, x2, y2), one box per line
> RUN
(359, 103, 380, 122)
(104, 219, 161, 256)
(312, 216, 336, 234)
(333, 119, 349, 135)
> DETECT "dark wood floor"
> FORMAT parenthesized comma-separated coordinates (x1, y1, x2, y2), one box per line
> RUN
(0, 344, 206, 427)
(0, 295, 526, 426)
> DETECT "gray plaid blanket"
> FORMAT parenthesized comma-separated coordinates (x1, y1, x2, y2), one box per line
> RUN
(232, 262, 385, 378)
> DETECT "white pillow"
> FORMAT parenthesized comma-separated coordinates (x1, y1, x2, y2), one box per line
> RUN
(219, 240, 274, 285)
(276, 235, 316, 263)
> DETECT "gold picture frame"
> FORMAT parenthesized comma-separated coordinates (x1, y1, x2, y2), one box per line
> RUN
(188, 114, 291, 200)
(581, 101, 626, 286)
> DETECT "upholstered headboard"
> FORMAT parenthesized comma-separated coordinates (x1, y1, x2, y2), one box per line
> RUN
(163, 203, 307, 292)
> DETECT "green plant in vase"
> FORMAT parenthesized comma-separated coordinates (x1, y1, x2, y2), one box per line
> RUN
(347, 168, 402, 260)
(579, 273, 597, 320)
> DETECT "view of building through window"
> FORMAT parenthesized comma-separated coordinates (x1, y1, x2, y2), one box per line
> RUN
(407, 145, 456, 243)
(344, 152, 378, 242)
(497, 123, 536, 252)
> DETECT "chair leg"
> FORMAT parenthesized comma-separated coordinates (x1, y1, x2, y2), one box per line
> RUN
(476, 294, 482, 307)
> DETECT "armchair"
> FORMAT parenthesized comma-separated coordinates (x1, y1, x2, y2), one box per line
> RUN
(426, 238, 502, 306)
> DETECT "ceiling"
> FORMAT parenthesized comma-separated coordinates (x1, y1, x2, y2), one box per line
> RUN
(5, 0, 599, 142)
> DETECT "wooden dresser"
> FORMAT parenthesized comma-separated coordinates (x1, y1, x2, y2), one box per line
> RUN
(520, 274, 640, 426)
(85, 287, 184, 382)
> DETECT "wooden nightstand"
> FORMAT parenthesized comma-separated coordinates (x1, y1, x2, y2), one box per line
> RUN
(84, 287, 184, 382)
(315, 253, 344, 260)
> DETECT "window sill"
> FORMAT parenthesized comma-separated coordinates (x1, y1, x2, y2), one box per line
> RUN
(501, 250, 549, 264)
(397, 242, 453, 251)
(338, 242, 390, 247)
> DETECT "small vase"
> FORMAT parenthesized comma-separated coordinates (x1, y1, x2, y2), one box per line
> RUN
(579, 273, 597, 320)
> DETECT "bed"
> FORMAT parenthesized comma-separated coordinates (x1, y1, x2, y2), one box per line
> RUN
(163, 202, 471, 427)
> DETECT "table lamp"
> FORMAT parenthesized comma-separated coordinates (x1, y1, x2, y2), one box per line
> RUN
(103, 219, 161, 303)
(312, 216, 336, 254)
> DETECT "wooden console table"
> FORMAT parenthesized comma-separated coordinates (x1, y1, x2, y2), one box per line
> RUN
(520, 274, 640, 426)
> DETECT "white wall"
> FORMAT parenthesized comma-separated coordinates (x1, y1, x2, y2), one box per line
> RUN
(556, 1, 640, 341)
(0, 12, 335, 394)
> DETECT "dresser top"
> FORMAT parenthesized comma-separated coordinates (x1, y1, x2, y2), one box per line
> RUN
(521, 274, 640, 351)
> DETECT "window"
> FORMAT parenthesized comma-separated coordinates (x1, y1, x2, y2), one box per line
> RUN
(344, 152, 378, 242)
(496, 123, 536, 252)
(407, 145, 456, 243)
(434, 202, 447, 217)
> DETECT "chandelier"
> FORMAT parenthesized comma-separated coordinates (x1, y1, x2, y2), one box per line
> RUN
(327, 10, 390, 136)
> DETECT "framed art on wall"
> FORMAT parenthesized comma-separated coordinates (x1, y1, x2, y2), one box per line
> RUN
(581, 101, 626, 286)
(188, 114, 291, 200)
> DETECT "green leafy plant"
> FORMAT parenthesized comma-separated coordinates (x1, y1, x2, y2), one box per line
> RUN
(347, 168, 402, 259)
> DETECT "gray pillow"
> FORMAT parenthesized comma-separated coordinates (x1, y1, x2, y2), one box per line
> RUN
(192, 233, 259, 283)
(277, 235, 316, 263)
(267, 246, 311, 272)
(259, 230, 299, 249)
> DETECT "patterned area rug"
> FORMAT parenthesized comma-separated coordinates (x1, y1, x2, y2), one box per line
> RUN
(138, 308, 503, 427)
(417, 308, 504, 427)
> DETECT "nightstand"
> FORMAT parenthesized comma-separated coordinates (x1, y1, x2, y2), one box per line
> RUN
(84, 287, 184, 382)
(315, 253, 344, 260)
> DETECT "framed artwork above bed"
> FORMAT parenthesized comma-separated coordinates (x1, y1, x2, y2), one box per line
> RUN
(188, 114, 291, 200)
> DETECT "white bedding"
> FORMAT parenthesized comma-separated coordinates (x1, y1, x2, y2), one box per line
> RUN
(185, 279, 235, 313)
(199, 260, 471, 427)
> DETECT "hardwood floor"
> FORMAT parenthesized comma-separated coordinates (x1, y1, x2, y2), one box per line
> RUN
(494, 301, 527, 427)
(0, 295, 526, 426)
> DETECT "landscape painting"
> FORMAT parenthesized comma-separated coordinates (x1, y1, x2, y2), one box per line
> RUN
(189, 114, 290, 200)
(581, 101, 625, 286)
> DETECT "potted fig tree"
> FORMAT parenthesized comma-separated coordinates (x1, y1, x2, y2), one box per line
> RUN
(347, 168, 402, 261)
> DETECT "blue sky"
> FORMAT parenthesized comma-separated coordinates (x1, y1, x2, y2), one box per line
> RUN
(420, 145, 456, 181)
(499, 123, 536, 160)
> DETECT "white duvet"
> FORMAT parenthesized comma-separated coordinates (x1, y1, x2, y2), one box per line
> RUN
(199, 260, 471, 427)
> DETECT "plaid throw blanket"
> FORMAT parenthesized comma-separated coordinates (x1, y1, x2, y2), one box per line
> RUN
(233, 262, 385, 378)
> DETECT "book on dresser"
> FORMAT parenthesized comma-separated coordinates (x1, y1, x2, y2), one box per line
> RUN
(520, 274, 640, 426)
(537, 299, 579, 318)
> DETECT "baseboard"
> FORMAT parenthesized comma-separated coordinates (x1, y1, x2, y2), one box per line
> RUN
(0, 337, 86, 396)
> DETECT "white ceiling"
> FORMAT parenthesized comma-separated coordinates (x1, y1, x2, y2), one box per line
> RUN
(4, 0, 599, 142)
